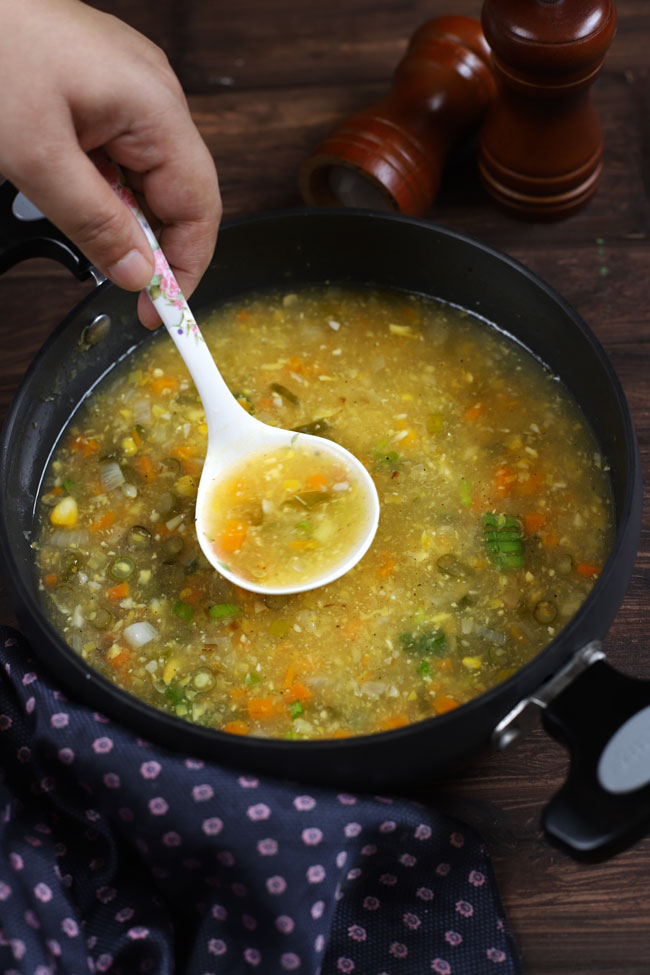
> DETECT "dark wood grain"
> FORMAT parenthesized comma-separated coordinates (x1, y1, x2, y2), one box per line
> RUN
(2, 1, 650, 972)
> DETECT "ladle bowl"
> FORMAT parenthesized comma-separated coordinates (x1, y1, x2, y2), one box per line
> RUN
(106, 164, 380, 595)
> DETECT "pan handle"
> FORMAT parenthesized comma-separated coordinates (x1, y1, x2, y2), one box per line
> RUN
(0, 178, 98, 281)
(494, 642, 650, 859)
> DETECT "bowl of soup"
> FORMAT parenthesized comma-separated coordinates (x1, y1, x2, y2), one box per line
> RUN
(0, 208, 641, 802)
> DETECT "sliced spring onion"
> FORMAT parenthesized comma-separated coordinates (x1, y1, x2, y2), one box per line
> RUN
(124, 621, 157, 648)
(161, 536, 184, 563)
(127, 525, 153, 550)
(109, 556, 136, 581)
(483, 513, 524, 569)
(289, 699, 304, 718)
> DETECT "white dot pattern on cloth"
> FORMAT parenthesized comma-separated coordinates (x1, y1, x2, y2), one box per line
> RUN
(0, 631, 521, 973)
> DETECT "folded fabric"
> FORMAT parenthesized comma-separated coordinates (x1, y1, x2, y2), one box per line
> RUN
(0, 628, 522, 974)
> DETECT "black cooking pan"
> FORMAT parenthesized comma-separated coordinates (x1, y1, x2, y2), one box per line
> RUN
(0, 180, 648, 860)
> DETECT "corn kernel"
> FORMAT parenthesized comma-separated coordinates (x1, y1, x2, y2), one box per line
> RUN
(462, 656, 482, 670)
(50, 496, 78, 526)
(163, 659, 180, 684)
(121, 437, 137, 456)
(174, 474, 198, 498)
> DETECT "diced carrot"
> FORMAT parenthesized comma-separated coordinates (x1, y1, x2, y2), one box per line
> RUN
(378, 551, 396, 578)
(70, 435, 99, 457)
(433, 694, 460, 714)
(180, 584, 205, 607)
(465, 403, 482, 421)
(224, 720, 250, 735)
(378, 714, 409, 731)
(48, 486, 63, 497)
(287, 681, 312, 704)
(495, 465, 517, 496)
(135, 454, 157, 482)
(171, 445, 202, 476)
(43, 573, 58, 588)
(514, 470, 544, 497)
(107, 581, 130, 600)
(341, 618, 361, 641)
(90, 511, 116, 532)
(290, 539, 316, 551)
(524, 512, 547, 534)
(542, 533, 559, 550)
(237, 309, 251, 323)
(288, 355, 310, 375)
(576, 561, 601, 578)
(108, 648, 133, 675)
(247, 696, 276, 719)
(306, 473, 328, 491)
(255, 395, 275, 412)
(282, 665, 296, 690)
(150, 375, 179, 396)
(229, 687, 247, 704)
(435, 657, 453, 672)
(331, 728, 351, 739)
(219, 520, 248, 553)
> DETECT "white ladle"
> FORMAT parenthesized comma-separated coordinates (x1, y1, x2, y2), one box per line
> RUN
(106, 164, 380, 595)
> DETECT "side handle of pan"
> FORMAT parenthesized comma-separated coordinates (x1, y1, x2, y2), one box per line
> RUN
(494, 642, 650, 860)
(0, 179, 97, 281)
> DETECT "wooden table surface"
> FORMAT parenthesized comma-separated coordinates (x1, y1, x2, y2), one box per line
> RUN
(1, 1, 649, 972)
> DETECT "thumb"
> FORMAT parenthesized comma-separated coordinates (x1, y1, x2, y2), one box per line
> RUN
(15, 148, 155, 291)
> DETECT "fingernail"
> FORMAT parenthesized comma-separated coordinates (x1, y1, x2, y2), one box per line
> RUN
(106, 249, 153, 291)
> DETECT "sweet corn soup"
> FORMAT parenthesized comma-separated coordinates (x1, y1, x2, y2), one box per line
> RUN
(35, 286, 613, 739)
(203, 444, 370, 588)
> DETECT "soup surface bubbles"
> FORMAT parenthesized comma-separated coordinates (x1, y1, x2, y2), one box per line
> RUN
(35, 286, 613, 739)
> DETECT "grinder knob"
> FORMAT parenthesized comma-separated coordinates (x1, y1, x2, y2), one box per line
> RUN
(299, 15, 496, 216)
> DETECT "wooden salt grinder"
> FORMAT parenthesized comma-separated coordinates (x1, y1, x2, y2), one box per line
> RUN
(478, 0, 617, 219)
(299, 16, 496, 216)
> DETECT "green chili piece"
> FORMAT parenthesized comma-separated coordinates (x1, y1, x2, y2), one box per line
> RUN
(292, 418, 330, 437)
(209, 602, 242, 620)
(270, 382, 300, 405)
(289, 699, 304, 718)
(400, 628, 447, 656)
(173, 599, 195, 621)
(417, 660, 433, 678)
(287, 491, 331, 509)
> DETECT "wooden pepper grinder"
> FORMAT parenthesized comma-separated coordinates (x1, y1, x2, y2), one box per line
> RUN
(299, 16, 496, 216)
(478, 0, 616, 219)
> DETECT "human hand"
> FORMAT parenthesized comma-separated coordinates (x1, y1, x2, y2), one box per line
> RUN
(0, 0, 221, 328)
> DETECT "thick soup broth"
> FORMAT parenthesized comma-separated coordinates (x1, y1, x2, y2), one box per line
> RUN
(35, 287, 613, 739)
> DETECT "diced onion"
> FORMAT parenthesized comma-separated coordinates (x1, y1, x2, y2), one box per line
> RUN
(100, 461, 125, 492)
(48, 530, 90, 549)
(123, 621, 157, 648)
(133, 398, 152, 426)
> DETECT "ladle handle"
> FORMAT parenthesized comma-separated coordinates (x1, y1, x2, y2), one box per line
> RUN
(101, 160, 246, 434)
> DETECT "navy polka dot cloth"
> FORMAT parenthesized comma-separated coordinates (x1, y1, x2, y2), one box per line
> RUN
(0, 629, 522, 974)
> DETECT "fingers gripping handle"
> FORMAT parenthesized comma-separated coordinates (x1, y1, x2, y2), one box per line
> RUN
(0, 179, 95, 280)
(542, 658, 650, 859)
